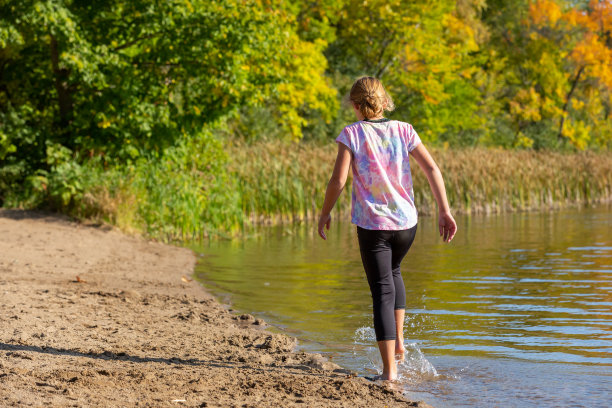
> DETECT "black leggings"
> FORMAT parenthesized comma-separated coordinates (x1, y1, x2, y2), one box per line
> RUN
(356, 224, 417, 341)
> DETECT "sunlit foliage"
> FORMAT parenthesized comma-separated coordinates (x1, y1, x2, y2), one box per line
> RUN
(0, 0, 336, 202)
(0, 0, 610, 238)
(486, 0, 612, 149)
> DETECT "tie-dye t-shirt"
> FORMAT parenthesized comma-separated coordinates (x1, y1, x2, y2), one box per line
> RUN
(336, 119, 421, 230)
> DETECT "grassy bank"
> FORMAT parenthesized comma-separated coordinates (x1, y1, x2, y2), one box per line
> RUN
(6, 139, 610, 241)
(228, 140, 612, 221)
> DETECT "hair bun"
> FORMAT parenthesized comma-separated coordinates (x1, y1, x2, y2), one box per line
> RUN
(349, 76, 395, 119)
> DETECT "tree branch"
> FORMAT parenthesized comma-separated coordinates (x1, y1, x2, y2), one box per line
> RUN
(558, 65, 584, 140)
(50, 34, 74, 134)
(113, 32, 161, 51)
(373, 29, 396, 78)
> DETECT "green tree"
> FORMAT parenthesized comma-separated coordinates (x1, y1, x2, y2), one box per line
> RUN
(325, 0, 491, 145)
(0, 0, 337, 203)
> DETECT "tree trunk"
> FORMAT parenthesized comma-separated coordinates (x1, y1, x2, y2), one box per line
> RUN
(49, 35, 73, 140)
(558, 66, 584, 140)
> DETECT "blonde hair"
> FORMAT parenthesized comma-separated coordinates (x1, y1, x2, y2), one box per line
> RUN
(349, 76, 395, 119)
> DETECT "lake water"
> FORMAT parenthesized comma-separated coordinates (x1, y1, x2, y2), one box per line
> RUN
(191, 206, 612, 408)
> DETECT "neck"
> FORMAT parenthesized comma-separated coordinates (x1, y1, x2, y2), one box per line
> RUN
(363, 116, 387, 122)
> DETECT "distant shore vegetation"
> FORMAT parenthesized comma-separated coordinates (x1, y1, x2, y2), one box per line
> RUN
(1, 0, 611, 239)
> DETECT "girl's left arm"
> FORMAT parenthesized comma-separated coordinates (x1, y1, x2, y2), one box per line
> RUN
(318, 143, 352, 240)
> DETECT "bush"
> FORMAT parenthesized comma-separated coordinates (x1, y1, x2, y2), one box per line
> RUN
(76, 127, 243, 241)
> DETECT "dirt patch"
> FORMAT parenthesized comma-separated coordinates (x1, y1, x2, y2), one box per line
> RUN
(0, 209, 433, 407)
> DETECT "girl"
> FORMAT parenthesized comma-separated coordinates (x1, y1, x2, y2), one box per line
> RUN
(317, 76, 457, 381)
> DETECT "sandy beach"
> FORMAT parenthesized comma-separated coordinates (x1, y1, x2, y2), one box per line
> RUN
(0, 209, 432, 407)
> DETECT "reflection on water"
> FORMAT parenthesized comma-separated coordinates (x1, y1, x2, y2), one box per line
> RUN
(191, 206, 612, 408)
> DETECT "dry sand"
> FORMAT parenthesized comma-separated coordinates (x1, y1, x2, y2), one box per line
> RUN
(0, 209, 433, 407)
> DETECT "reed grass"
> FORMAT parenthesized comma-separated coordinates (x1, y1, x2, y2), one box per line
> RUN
(70, 139, 611, 241)
(228, 140, 612, 223)
(227, 139, 351, 225)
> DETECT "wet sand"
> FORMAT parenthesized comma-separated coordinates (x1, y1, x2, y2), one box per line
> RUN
(0, 209, 433, 407)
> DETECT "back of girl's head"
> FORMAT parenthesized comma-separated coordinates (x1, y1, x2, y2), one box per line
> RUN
(349, 76, 395, 119)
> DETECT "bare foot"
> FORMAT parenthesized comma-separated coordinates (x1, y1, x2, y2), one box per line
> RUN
(381, 366, 398, 381)
(395, 339, 405, 362)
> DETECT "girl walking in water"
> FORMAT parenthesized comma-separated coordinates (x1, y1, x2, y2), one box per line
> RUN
(318, 76, 457, 381)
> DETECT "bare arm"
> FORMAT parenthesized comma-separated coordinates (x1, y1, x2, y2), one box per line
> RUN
(410, 143, 457, 242)
(318, 143, 352, 240)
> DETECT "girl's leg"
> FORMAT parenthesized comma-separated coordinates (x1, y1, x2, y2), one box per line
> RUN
(394, 308, 406, 357)
(390, 224, 418, 359)
(356, 227, 397, 380)
(392, 268, 407, 358)
(377, 340, 397, 380)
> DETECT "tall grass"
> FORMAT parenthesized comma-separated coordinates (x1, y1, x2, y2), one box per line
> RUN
(228, 140, 612, 222)
(415, 147, 612, 214)
(227, 139, 351, 224)
(34, 138, 610, 241)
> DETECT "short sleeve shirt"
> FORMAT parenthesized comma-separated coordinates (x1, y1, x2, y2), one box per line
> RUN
(335, 119, 422, 230)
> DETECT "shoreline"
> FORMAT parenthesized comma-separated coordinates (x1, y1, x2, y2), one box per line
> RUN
(0, 209, 433, 407)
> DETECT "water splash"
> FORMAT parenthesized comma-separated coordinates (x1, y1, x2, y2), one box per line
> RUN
(352, 327, 379, 373)
(399, 342, 439, 382)
(352, 327, 440, 381)
(353, 326, 376, 344)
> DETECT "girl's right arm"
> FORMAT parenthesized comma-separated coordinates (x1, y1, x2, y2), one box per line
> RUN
(317, 143, 352, 240)
(410, 144, 457, 242)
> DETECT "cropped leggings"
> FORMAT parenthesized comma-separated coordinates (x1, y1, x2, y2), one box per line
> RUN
(356, 224, 417, 341)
